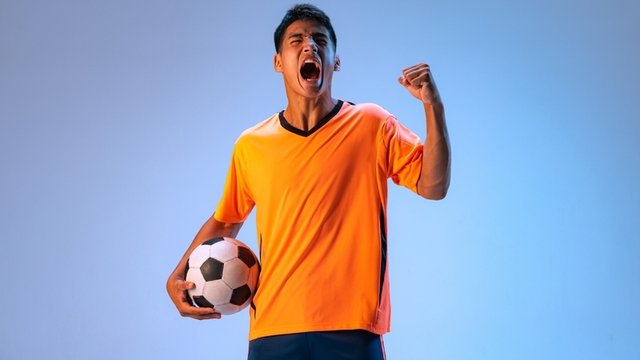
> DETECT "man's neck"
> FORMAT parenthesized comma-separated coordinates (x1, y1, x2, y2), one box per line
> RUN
(283, 95, 337, 132)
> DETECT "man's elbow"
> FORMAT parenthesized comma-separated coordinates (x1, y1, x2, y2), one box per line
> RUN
(418, 185, 449, 200)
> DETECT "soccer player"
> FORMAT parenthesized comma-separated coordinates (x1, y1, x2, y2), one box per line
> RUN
(167, 4, 451, 359)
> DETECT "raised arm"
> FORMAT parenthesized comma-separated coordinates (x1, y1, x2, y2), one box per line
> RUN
(398, 63, 451, 200)
(166, 214, 244, 320)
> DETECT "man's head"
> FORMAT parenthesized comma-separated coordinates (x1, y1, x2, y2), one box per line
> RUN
(274, 4, 337, 53)
(273, 4, 340, 99)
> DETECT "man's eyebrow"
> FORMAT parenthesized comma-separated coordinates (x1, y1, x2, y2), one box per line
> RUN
(286, 32, 329, 39)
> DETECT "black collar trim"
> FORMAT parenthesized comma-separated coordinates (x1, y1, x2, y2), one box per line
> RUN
(279, 100, 344, 137)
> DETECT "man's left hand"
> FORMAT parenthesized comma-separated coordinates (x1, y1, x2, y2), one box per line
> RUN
(398, 63, 441, 106)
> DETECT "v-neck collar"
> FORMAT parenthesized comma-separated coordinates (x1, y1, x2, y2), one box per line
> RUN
(278, 100, 344, 137)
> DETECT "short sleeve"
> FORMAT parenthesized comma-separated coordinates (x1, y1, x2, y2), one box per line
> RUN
(379, 116, 424, 193)
(213, 143, 255, 223)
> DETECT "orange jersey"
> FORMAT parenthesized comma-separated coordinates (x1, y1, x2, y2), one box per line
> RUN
(214, 100, 423, 340)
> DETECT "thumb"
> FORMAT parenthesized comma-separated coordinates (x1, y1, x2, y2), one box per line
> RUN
(179, 280, 195, 290)
(398, 76, 410, 87)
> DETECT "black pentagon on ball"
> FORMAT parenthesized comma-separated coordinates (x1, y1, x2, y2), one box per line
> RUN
(229, 284, 252, 305)
(237, 246, 257, 267)
(200, 257, 224, 281)
(202, 237, 224, 246)
(192, 295, 215, 308)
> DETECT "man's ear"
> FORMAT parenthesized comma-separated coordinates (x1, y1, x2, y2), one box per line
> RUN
(334, 55, 341, 71)
(274, 54, 283, 73)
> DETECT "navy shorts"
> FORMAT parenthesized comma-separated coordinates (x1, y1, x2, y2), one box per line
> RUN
(247, 330, 386, 360)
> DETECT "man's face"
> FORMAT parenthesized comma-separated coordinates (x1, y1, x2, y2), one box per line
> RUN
(274, 20, 339, 98)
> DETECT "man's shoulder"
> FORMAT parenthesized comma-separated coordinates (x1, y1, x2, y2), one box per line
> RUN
(345, 101, 393, 119)
(235, 112, 280, 142)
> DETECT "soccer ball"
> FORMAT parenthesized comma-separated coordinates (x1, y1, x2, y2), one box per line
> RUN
(185, 237, 260, 315)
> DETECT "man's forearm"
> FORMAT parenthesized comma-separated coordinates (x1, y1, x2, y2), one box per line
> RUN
(417, 101, 451, 200)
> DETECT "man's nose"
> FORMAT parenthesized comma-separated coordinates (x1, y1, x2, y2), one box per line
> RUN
(303, 37, 318, 53)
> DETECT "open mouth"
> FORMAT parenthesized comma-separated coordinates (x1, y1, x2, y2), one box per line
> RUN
(300, 60, 321, 81)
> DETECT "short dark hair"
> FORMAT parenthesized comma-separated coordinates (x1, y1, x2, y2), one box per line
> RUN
(273, 4, 337, 53)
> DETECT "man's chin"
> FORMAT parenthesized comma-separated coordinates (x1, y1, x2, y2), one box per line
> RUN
(297, 78, 324, 94)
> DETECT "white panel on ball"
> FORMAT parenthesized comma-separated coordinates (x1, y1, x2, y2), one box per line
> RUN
(222, 258, 250, 289)
(188, 244, 212, 268)
(202, 279, 233, 305)
(208, 240, 238, 262)
(185, 269, 206, 296)
(215, 303, 243, 315)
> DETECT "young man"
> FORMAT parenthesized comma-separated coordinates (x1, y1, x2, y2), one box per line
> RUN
(167, 4, 451, 359)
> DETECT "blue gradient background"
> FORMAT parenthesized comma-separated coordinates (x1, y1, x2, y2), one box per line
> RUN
(1, 0, 638, 359)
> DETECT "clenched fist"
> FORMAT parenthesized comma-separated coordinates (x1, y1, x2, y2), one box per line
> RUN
(398, 63, 442, 106)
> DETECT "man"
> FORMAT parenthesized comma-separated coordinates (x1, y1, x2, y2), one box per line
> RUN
(167, 4, 450, 359)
